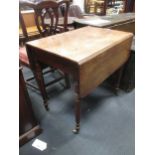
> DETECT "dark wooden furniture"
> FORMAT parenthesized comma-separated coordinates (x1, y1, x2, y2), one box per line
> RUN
(94, 0, 107, 15)
(85, 0, 96, 14)
(20, 0, 70, 39)
(19, 67, 42, 146)
(85, 0, 106, 15)
(124, 0, 135, 12)
(74, 12, 135, 34)
(19, 0, 70, 110)
(26, 26, 133, 133)
(19, 10, 40, 44)
(33, 0, 70, 36)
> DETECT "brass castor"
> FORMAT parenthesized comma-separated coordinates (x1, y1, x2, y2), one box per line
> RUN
(72, 129, 79, 134)
(72, 127, 80, 134)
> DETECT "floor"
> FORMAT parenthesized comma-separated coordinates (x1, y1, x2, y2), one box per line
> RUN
(20, 67, 135, 155)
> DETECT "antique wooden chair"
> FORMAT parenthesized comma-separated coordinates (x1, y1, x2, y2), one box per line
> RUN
(124, 0, 135, 12)
(19, 1, 40, 44)
(19, 0, 70, 110)
(33, 0, 69, 36)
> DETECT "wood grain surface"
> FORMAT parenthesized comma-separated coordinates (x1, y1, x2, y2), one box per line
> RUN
(27, 26, 133, 64)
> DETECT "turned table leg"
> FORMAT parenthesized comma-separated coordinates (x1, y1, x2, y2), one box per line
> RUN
(72, 93, 81, 134)
(72, 80, 81, 134)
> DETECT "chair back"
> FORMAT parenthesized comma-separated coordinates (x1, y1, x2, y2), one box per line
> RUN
(34, 0, 69, 36)
(19, 0, 69, 40)
(19, 1, 38, 42)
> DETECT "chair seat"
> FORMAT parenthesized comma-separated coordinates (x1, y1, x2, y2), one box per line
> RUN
(19, 26, 38, 34)
(19, 46, 29, 65)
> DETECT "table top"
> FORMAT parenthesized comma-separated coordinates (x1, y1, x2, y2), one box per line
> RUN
(27, 26, 133, 65)
(74, 13, 135, 28)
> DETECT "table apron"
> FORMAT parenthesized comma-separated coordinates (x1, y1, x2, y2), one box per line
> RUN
(26, 46, 79, 78)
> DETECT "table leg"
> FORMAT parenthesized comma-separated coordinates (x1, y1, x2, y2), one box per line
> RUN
(72, 83, 81, 134)
(72, 94, 81, 134)
(34, 62, 49, 111)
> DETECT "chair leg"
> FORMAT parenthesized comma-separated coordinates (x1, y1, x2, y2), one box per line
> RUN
(34, 62, 49, 110)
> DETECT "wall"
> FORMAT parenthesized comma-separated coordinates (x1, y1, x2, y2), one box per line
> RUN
(72, 0, 84, 12)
